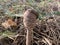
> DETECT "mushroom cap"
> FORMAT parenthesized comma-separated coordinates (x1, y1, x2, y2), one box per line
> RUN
(23, 9, 39, 29)
(25, 9, 39, 19)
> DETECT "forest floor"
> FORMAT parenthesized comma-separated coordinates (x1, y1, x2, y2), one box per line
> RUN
(0, 15, 60, 45)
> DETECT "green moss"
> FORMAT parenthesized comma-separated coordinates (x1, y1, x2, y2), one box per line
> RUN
(0, 30, 15, 37)
(54, 11, 60, 15)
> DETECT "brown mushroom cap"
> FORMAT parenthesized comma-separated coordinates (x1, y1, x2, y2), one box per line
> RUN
(25, 9, 39, 19)
(23, 9, 39, 29)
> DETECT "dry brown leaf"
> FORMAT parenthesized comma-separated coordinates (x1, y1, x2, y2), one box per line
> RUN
(2, 19, 17, 29)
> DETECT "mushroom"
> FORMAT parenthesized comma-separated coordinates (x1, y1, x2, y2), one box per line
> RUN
(23, 9, 38, 45)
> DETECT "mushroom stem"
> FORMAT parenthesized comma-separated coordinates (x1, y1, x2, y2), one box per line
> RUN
(26, 29, 33, 45)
